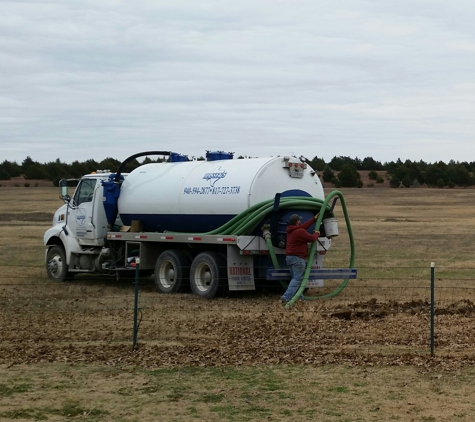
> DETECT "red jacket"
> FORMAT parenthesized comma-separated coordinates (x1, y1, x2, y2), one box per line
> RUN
(285, 216, 319, 259)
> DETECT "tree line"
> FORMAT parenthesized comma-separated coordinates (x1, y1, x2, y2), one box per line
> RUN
(308, 156, 475, 188)
(1, 155, 475, 188)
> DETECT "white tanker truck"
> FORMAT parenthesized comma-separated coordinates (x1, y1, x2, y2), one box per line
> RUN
(44, 150, 356, 300)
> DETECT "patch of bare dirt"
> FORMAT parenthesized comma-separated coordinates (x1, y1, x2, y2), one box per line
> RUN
(330, 298, 475, 320)
(0, 212, 53, 222)
(0, 176, 53, 187)
(2, 292, 475, 371)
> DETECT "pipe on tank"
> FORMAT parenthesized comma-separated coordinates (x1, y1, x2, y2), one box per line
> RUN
(114, 151, 175, 183)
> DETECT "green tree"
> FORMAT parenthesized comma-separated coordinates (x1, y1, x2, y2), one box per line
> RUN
(329, 156, 362, 171)
(394, 165, 409, 182)
(22, 156, 37, 174)
(0, 165, 10, 180)
(44, 159, 70, 186)
(1, 160, 21, 177)
(368, 170, 378, 180)
(70, 161, 89, 178)
(337, 164, 362, 188)
(384, 158, 404, 175)
(99, 157, 121, 172)
(22, 157, 49, 179)
(25, 163, 48, 179)
(389, 176, 400, 188)
(403, 160, 425, 185)
(425, 163, 447, 187)
(83, 159, 100, 174)
(142, 156, 162, 164)
(401, 175, 412, 188)
(309, 156, 326, 172)
(322, 166, 334, 183)
(361, 157, 383, 171)
(446, 163, 473, 186)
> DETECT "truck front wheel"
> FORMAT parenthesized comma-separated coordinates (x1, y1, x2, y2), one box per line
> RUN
(154, 250, 191, 293)
(190, 252, 226, 299)
(46, 246, 69, 282)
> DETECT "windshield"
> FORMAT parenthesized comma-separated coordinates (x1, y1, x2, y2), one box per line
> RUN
(72, 179, 97, 206)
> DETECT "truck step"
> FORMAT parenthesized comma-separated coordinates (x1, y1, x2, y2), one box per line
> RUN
(71, 250, 99, 255)
(266, 268, 357, 281)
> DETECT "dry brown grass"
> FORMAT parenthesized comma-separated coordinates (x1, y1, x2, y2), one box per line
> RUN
(2, 186, 475, 421)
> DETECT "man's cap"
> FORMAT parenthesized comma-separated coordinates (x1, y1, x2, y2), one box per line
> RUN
(288, 214, 302, 225)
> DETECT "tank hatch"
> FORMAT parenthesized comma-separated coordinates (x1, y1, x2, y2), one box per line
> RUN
(206, 151, 234, 161)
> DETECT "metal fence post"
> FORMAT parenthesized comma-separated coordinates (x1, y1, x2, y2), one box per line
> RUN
(430, 261, 435, 356)
(133, 258, 140, 349)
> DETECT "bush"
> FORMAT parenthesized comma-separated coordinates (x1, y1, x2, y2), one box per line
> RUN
(376, 175, 384, 183)
(322, 166, 334, 183)
(368, 170, 378, 180)
(337, 164, 363, 187)
(389, 176, 400, 188)
(401, 176, 412, 188)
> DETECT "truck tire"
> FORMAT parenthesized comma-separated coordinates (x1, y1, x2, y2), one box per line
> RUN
(190, 252, 226, 299)
(46, 245, 69, 282)
(154, 250, 191, 293)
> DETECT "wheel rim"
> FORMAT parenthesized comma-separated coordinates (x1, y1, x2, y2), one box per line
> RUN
(158, 260, 176, 289)
(194, 262, 212, 293)
(48, 254, 63, 278)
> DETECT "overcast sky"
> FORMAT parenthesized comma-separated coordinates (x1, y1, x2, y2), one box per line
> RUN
(1, 0, 474, 165)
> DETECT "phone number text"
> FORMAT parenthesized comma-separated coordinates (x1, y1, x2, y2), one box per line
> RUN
(183, 186, 241, 195)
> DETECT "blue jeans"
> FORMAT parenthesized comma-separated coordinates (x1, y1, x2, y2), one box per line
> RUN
(281, 255, 306, 302)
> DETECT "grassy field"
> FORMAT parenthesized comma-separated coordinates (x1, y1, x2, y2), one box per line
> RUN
(1, 186, 475, 421)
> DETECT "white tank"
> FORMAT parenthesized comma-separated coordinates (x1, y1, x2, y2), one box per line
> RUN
(118, 155, 324, 233)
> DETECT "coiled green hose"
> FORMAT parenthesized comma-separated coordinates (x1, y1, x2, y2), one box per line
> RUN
(204, 196, 331, 236)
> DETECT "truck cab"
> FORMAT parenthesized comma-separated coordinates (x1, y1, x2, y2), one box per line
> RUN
(44, 171, 116, 281)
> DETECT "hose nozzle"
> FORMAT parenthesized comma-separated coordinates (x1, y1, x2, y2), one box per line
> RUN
(261, 224, 272, 241)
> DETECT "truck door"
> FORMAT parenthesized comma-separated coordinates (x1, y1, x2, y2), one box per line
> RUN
(68, 178, 97, 243)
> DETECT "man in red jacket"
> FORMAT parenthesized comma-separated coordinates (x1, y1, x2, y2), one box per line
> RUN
(281, 213, 320, 304)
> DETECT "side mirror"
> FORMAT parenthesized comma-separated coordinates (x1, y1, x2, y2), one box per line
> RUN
(59, 180, 70, 203)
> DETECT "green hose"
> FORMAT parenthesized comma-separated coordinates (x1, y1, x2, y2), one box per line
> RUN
(265, 237, 291, 290)
(284, 190, 356, 308)
(265, 237, 280, 270)
(169, 196, 331, 236)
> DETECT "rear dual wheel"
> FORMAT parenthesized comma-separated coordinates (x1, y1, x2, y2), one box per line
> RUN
(190, 252, 226, 299)
(154, 250, 191, 293)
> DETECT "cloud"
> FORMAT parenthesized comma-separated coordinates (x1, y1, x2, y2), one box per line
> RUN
(0, 1, 474, 165)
